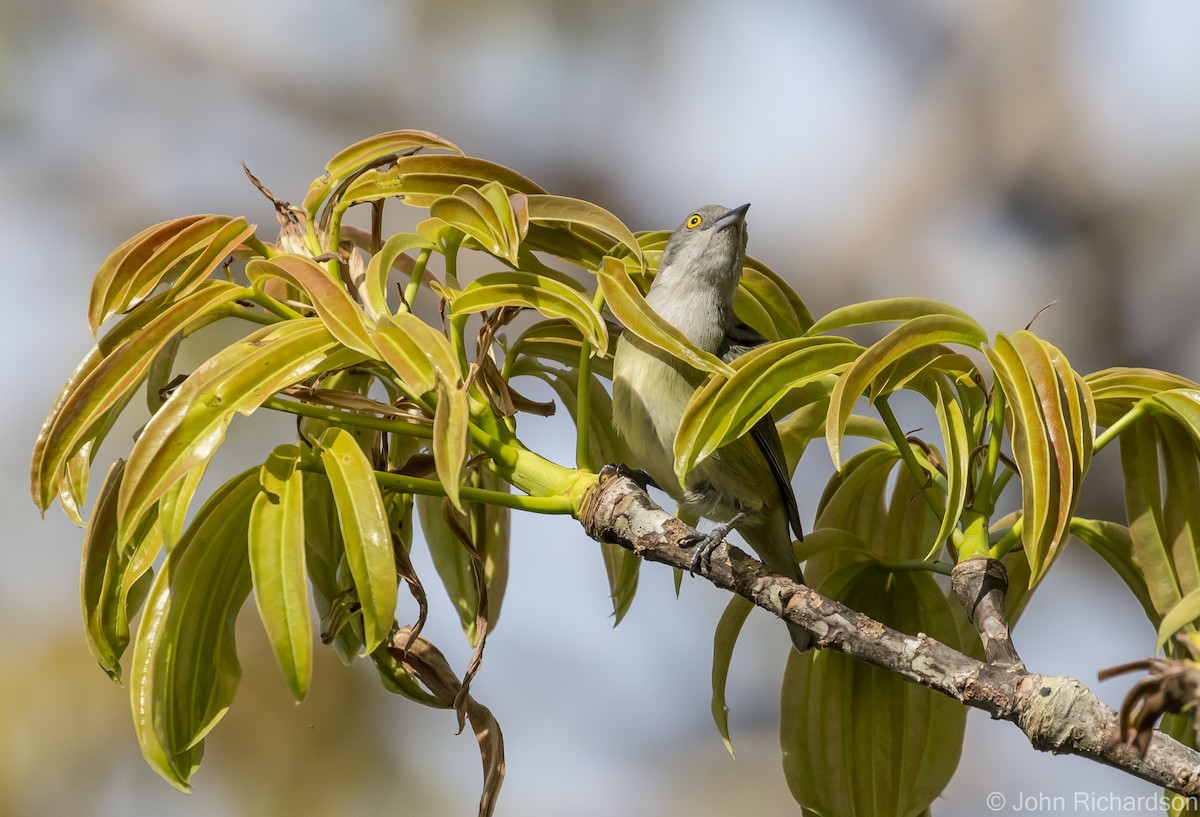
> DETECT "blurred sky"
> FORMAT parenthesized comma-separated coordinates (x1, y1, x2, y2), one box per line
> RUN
(7, 1, 1200, 815)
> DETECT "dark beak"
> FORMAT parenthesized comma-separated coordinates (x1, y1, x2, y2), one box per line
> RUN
(715, 202, 751, 231)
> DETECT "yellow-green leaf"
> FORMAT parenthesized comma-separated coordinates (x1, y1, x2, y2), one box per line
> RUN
(827, 313, 987, 469)
(88, 215, 209, 334)
(433, 375, 470, 514)
(363, 233, 436, 321)
(340, 154, 547, 210)
(249, 255, 377, 357)
(736, 259, 814, 339)
(1157, 588, 1200, 650)
(302, 472, 363, 664)
(248, 445, 312, 701)
(32, 281, 246, 512)
(525, 194, 643, 265)
(318, 428, 398, 654)
(598, 257, 730, 377)
(987, 331, 1093, 582)
(1087, 368, 1200, 427)
(117, 319, 361, 536)
(370, 312, 460, 394)
(305, 129, 464, 214)
(450, 271, 609, 353)
(675, 337, 861, 480)
(807, 297, 980, 337)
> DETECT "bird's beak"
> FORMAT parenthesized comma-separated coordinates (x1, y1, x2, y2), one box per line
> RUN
(715, 203, 751, 231)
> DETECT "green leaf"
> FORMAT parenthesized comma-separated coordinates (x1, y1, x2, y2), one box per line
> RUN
(302, 472, 363, 664)
(129, 468, 258, 791)
(340, 154, 547, 210)
(318, 428, 398, 654)
(1070, 518, 1157, 626)
(146, 331, 183, 413)
(430, 182, 525, 265)
(598, 257, 731, 377)
(827, 313, 986, 469)
(1157, 588, 1200, 650)
(1119, 417, 1193, 622)
(433, 375, 470, 514)
(305, 129, 463, 215)
(80, 460, 162, 681)
(32, 281, 246, 512)
(1145, 390, 1200, 446)
(415, 493, 482, 644)
(363, 232, 436, 321)
(711, 595, 753, 755)
(736, 258, 814, 339)
(675, 337, 861, 480)
(1087, 367, 1200, 427)
(158, 461, 210, 551)
(248, 445, 313, 701)
(508, 317, 618, 379)
(780, 562, 966, 816)
(117, 318, 362, 536)
(524, 194, 643, 265)
(370, 312, 460, 394)
(248, 255, 378, 356)
(930, 384, 971, 559)
(807, 297, 981, 337)
(450, 271, 609, 353)
(58, 443, 91, 527)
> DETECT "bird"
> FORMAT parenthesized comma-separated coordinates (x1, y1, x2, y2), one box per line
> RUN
(611, 203, 811, 652)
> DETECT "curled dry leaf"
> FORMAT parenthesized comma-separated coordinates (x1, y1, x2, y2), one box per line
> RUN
(1100, 649, 1200, 758)
(387, 627, 505, 817)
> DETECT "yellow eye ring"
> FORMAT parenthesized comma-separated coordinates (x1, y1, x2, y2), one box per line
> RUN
(686, 213, 702, 229)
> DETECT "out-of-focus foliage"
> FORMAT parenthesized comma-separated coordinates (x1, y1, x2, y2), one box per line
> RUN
(31, 130, 1200, 816)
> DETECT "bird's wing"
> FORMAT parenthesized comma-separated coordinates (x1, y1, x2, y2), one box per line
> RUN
(720, 322, 804, 542)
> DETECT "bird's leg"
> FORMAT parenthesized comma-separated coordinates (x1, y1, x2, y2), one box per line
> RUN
(598, 463, 659, 492)
(680, 511, 748, 575)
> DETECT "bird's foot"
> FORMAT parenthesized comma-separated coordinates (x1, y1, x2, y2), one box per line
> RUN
(599, 463, 659, 492)
(680, 522, 735, 575)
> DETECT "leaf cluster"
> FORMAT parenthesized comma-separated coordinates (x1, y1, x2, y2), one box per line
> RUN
(31, 129, 1200, 816)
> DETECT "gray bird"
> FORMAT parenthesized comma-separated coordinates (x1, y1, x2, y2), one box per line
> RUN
(612, 203, 811, 652)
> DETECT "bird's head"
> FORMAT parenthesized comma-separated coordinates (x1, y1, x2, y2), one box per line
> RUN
(655, 203, 750, 298)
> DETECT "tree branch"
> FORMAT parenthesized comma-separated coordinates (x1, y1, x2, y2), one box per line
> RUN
(579, 473, 1200, 796)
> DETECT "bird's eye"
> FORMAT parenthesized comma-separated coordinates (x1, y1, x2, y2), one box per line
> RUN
(686, 213, 703, 229)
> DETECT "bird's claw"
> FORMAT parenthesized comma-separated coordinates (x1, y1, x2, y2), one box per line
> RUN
(679, 527, 730, 575)
(599, 463, 658, 492)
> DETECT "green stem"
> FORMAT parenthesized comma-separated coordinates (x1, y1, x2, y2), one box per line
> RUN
(875, 396, 948, 502)
(574, 289, 606, 471)
(990, 516, 1024, 559)
(243, 235, 274, 258)
(247, 289, 306, 321)
(450, 314, 470, 379)
(974, 385, 1007, 517)
(443, 235, 462, 288)
(1094, 403, 1146, 453)
(261, 395, 433, 439)
(402, 248, 433, 311)
(221, 303, 280, 327)
(374, 469, 574, 513)
(877, 558, 955, 577)
(466, 421, 594, 509)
